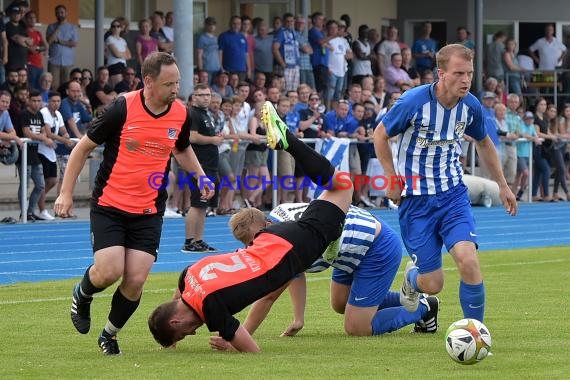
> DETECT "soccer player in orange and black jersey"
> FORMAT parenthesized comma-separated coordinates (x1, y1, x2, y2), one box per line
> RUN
(148, 101, 353, 353)
(54, 52, 214, 355)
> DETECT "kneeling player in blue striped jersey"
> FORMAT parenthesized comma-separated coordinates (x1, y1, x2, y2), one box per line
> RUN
(230, 204, 439, 336)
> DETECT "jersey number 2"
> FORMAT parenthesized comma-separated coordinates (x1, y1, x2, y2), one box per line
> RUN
(199, 255, 246, 280)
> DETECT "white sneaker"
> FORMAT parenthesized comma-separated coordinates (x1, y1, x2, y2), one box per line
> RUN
(164, 208, 182, 218)
(383, 197, 399, 210)
(400, 260, 420, 312)
(39, 209, 55, 220)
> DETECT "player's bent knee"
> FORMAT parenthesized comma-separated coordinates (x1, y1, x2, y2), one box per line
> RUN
(331, 302, 346, 315)
(455, 255, 481, 278)
(344, 320, 371, 336)
(419, 276, 444, 294)
(91, 266, 122, 286)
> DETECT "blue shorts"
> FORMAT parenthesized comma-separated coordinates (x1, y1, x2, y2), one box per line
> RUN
(332, 222, 401, 308)
(398, 183, 477, 274)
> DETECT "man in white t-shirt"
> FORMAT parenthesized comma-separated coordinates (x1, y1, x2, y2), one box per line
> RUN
(327, 20, 353, 109)
(38, 92, 72, 220)
(529, 23, 567, 70)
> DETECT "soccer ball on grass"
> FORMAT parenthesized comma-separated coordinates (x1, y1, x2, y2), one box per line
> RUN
(445, 318, 492, 365)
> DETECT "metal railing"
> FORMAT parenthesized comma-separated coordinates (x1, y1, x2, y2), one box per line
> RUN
(507, 68, 570, 109)
(15, 138, 81, 224)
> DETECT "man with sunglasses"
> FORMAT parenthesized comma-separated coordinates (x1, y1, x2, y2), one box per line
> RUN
(56, 67, 82, 100)
(114, 67, 142, 94)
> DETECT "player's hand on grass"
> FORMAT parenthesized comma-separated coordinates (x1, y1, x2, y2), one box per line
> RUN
(209, 335, 234, 351)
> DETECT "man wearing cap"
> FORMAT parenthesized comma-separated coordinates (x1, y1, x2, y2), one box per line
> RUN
(5, 4, 31, 71)
(197, 17, 221, 86)
(478, 91, 500, 178)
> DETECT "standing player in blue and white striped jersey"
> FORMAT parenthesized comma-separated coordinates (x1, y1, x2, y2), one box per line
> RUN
(229, 204, 439, 337)
(374, 44, 517, 324)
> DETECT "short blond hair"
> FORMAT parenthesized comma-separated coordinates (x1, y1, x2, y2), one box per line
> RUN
(229, 208, 266, 245)
(436, 44, 474, 71)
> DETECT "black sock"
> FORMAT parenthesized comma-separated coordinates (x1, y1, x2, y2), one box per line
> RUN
(79, 265, 105, 298)
(107, 288, 141, 330)
(185, 238, 194, 245)
(284, 130, 335, 184)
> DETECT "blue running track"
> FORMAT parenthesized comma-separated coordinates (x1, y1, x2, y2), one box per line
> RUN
(1, 202, 569, 284)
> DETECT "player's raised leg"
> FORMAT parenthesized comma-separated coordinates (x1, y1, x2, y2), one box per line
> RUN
(262, 100, 353, 214)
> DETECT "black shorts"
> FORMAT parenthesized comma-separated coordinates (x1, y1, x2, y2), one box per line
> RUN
(90, 203, 163, 259)
(263, 199, 345, 270)
(38, 154, 57, 179)
(189, 170, 220, 208)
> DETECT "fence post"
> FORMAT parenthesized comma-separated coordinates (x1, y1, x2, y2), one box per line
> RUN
(20, 140, 29, 224)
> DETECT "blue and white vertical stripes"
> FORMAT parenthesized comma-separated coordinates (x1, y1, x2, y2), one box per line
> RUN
(381, 84, 487, 196)
(268, 203, 378, 274)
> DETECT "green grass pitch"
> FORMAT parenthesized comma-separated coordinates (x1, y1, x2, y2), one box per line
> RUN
(1, 247, 569, 379)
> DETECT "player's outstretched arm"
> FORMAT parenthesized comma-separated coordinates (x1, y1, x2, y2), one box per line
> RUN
(281, 274, 307, 337)
(54, 136, 99, 217)
(475, 136, 518, 216)
(243, 281, 291, 335)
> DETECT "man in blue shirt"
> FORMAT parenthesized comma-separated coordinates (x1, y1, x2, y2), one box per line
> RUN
(411, 22, 437, 75)
(323, 100, 351, 136)
(46, 4, 78, 91)
(218, 16, 249, 81)
(374, 44, 517, 324)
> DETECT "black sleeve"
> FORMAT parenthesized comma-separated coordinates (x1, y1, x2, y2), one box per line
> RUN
(188, 108, 201, 132)
(202, 295, 241, 341)
(87, 96, 127, 145)
(18, 111, 30, 132)
(175, 109, 191, 152)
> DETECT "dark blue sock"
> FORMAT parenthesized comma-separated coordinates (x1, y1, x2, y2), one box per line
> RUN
(459, 281, 485, 322)
(371, 303, 427, 335)
(377, 291, 401, 309)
